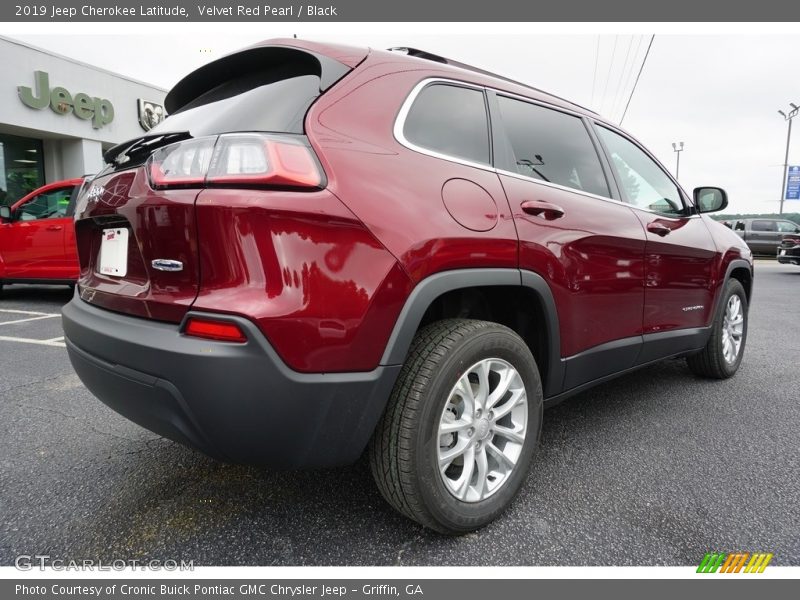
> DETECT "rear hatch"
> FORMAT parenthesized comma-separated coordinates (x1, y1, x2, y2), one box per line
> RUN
(74, 42, 362, 322)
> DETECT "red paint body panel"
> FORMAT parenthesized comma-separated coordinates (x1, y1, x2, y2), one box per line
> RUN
(191, 188, 412, 372)
(633, 211, 719, 333)
(74, 168, 201, 322)
(499, 175, 646, 357)
(307, 66, 518, 283)
(0, 178, 82, 281)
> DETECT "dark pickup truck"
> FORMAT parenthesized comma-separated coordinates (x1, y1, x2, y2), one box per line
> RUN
(733, 218, 800, 255)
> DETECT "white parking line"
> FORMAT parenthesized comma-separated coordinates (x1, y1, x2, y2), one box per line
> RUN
(0, 314, 61, 326)
(0, 309, 65, 347)
(0, 308, 60, 317)
(0, 335, 66, 348)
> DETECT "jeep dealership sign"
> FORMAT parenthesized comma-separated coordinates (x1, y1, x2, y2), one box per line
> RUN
(18, 70, 114, 129)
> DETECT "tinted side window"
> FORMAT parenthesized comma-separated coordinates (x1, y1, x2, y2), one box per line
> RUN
(596, 126, 683, 215)
(403, 84, 490, 165)
(751, 220, 776, 232)
(495, 96, 609, 197)
(18, 187, 74, 220)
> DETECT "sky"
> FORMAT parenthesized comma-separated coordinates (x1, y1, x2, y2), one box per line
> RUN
(7, 31, 800, 215)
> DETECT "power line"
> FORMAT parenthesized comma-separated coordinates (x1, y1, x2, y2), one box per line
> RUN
(612, 35, 644, 119)
(600, 35, 618, 114)
(590, 35, 601, 107)
(609, 35, 635, 120)
(619, 34, 655, 126)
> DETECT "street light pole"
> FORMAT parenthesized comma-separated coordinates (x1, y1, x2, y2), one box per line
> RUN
(778, 103, 799, 215)
(671, 142, 684, 180)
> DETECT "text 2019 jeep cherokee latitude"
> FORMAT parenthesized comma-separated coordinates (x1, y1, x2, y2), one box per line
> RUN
(62, 39, 753, 534)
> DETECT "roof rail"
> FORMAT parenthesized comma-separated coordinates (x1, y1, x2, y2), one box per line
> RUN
(387, 47, 598, 116)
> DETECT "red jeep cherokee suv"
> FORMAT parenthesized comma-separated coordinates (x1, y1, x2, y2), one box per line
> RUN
(62, 39, 753, 533)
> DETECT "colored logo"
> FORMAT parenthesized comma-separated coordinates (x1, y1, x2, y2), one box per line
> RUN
(697, 552, 773, 573)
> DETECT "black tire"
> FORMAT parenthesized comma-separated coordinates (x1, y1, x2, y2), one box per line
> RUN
(687, 278, 748, 378)
(369, 319, 543, 534)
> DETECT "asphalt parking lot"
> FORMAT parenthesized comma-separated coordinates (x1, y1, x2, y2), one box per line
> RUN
(1, 261, 798, 566)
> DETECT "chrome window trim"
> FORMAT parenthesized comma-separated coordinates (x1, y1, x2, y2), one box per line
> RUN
(394, 77, 698, 219)
(393, 78, 495, 174)
(495, 168, 625, 206)
(493, 89, 589, 121)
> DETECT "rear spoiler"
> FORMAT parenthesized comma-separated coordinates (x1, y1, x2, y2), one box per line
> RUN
(165, 45, 353, 114)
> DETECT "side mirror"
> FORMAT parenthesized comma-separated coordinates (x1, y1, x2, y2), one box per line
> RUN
(0, 205, 11, 221)
(694, 187, 728, 213)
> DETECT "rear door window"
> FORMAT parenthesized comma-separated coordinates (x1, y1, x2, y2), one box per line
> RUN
(402, 83, 491, 165)
(495, 96, 610, 198)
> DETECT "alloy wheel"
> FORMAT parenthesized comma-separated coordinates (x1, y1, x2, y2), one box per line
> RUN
(437, 358, 528, 503)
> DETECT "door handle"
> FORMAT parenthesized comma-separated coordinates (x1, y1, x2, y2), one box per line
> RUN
(647, 222, 671, 237)
(46, 225, 63, 231)
(520, 200, 565, 220)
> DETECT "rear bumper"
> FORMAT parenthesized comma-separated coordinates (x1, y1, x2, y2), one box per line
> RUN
(62, 294, 400, 467)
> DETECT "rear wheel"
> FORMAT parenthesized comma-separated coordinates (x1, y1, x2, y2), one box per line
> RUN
(687, 278, 748, 378)
(369, 319, 542, 534)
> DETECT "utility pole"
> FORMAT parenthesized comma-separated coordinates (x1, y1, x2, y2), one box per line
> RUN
(671, 142, 684, 180)
(778, 104, 799, 215)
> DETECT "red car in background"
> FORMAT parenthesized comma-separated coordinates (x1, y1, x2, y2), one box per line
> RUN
(0, 177, 83, 293)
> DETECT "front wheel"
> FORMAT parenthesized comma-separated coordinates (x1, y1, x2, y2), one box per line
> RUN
(369, 319, 543, 534)
(687, 278, 748, 378)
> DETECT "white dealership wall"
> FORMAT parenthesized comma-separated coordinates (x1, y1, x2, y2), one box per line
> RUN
(0, 35, 167, 181)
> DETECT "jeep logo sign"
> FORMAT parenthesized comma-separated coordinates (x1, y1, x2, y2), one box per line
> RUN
(18, 70, 114, 129)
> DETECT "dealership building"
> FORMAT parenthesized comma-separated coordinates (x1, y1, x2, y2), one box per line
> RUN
(0, 36, 167, 206)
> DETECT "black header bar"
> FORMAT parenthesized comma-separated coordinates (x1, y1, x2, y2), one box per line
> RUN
(3, 0, 800, 22)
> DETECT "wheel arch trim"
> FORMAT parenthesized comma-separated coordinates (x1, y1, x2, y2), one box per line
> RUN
(716, 259, 753, 315)
(379, 268, 565, 397)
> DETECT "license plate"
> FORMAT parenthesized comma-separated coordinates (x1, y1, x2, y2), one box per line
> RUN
(99, 228, 128, 277)
(780, 249, 786, 256)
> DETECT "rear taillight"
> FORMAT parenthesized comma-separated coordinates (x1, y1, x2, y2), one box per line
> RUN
(147, 133, 324, 190)
(148, 137, 214, 187)
(184, 317, 247, 343)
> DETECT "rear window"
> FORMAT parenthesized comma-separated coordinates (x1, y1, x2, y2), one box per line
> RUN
(151, 74, 321, 137)
(402, 84, 490, 165)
